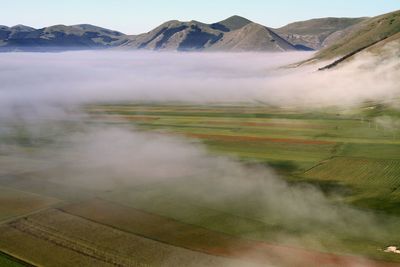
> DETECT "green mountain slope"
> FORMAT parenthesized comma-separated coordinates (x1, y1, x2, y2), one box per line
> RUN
(316, 10, 400, 60)
(275, 17, 367, 50)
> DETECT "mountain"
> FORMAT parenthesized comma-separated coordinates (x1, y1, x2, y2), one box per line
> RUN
(363, 31, 400, 55)
(121, 20, 223, 51)
(0, 24, 35, 40)
(123, 16, 297, 52)
(319, 31, 400, 70)
(208, 22, 297, 51)
(210, 15, 252, 32)
(0, 16, 299, 52)
(0, 24, 128, 51)
(315, 10, 400, 60)
(2, 11, 399, 53)
(275, 17, 367, 50)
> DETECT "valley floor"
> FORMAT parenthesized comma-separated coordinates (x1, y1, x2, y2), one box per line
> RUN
(1, 103, 400, 266)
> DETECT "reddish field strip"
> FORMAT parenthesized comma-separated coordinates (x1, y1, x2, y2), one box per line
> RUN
(119, 116, 160, 121)
(61, 199, 397, 267)
(205, 121, 326, 129)
(186, 133, 335, 145)
(91, 115, 160, 122)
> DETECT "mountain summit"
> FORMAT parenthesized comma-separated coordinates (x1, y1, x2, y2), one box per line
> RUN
(210, 15, 252, 32)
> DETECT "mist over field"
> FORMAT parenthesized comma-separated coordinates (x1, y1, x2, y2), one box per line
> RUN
(1, 50, 400, 266)
(0, 118, 395, 256)
(0, 50, 399, 109)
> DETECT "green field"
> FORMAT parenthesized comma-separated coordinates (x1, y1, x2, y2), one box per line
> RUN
(84, 103, 400, 261)
(0, 252, 29, 267)
(88, 103, 400, 177)
(1, 103, 400, 266)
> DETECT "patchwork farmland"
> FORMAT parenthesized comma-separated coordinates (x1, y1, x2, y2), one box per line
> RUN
(1, 103, 400, 266)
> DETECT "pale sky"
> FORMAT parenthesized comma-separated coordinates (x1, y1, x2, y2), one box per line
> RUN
(2, 0, 400, 34)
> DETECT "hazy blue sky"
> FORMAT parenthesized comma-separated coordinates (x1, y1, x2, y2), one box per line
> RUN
(3, 0, 400, 34)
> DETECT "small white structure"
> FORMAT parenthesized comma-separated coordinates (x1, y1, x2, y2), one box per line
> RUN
(384, 246, 400, 254)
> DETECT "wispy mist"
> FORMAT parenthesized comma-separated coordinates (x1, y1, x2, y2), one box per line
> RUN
(1, 119, 398, 266)
(0, 50, 399, 108)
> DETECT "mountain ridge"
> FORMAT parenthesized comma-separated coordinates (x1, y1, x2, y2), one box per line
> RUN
(121, 16, 297, 52)
(1, 11, 398, 53)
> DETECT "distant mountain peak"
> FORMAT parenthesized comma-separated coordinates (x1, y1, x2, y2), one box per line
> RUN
(10, 24, 36, 32)
(222, 15, 252, 24)
(211, 15, 252, 32)
(72, 24, 125, 36)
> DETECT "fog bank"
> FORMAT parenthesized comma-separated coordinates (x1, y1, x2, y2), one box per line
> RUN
(0, 50, 398, 107)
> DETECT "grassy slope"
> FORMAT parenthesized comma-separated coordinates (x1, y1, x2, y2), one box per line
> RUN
(328, 31, 400, 68)
(315, 10, 400, 60)
(276, 17, 367, 50)
(277, 17, 367, 36)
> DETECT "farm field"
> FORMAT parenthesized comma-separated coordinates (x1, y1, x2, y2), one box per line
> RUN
(0, 186, 59, 222)
(0, 224, 115, 267)
(304, 157, 400, 214)
(61, 199, 400, 267)
(1, 103, 400, 266)
(87, 103, 400, 196)
(84, 103, 400, 261)
(0, 208, 240, 267)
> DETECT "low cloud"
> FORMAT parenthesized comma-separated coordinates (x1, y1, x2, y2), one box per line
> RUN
(0, 50, 398, 108)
